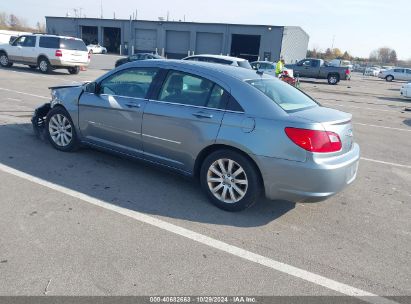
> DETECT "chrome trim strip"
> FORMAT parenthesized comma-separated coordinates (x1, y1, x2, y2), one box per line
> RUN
(142, 133, 181, 145)
(148, 99, 244, 114)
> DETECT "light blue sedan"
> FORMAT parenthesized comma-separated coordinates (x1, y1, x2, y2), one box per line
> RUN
(32, 60, 360, 211)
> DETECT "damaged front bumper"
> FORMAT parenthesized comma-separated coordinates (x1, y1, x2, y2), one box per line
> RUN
(31, 103, 51, 138)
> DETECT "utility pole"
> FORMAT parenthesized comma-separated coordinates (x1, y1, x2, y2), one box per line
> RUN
(167, 11, 169, 21)
(331, 35, 335, 50)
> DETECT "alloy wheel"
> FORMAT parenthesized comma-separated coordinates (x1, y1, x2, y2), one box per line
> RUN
(48, 114, 73, 147)
(39, 60, 48, 72)
(207, 158, 248, 204)
(0, 54, 8, 66)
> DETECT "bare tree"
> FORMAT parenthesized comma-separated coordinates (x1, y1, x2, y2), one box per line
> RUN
(0, 12, 7, 28)
(36, 21, 46, 33)
(388, 50, 397, 64)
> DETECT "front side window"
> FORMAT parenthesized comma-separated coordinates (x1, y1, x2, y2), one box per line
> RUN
(99, 68, 159, 98)
(22, 36, 36, 47)
(158, 71, 226, 109)
(394, 69, 405, 73)
(13, 36, 27, 46)
(246, 78, 318, 112)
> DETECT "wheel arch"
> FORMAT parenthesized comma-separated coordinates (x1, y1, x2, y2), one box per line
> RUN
(0, 49, 8, 56)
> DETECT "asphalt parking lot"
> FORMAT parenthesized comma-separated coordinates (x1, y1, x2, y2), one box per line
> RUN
(0, 56, 410, 301)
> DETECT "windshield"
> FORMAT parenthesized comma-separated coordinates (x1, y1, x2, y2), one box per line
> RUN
(59, 38, 88, 51)
(246, 78, 319, 112)
(238, 60, 252, 69)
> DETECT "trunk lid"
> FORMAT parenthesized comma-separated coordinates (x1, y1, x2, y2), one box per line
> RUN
(290, 106, 354, 155)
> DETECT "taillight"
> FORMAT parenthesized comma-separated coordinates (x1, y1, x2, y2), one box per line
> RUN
(345, 69, 350, 74)
(285, 127, 342, 153)
(55, 49, 62, 57)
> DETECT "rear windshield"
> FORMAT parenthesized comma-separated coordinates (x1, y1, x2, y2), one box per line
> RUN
(246, 78, 318, 112)
(59, 38, 87, 51)
(238, 60, 252, 69)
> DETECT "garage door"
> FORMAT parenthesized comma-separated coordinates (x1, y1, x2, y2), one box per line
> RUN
(166, 30, 190, 59)
(135, 29, 157, 52)
(196, 32, 223, 54)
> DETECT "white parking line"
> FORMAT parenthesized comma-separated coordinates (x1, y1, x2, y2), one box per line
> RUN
(0, 163, 399, 304)
(354, 123, 411, 132)
(323, 103, 397, 113)
(361, 158, 411, 169)
(0, 87, 49, 99)
(6, 97, 22, 102)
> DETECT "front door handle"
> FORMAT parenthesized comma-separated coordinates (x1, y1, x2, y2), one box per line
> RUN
(125, 102, 141, 108)
(193, 112, 213, 119)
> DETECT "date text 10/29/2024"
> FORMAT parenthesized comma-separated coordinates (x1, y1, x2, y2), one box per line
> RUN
(149, 296, 257, 303)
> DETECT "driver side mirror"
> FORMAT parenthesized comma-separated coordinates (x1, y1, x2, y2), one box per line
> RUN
(84, 82, 99, 94)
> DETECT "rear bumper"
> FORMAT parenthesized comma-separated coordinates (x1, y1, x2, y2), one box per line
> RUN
(50, 59, 89, 67)
(256, 143, 360, 202)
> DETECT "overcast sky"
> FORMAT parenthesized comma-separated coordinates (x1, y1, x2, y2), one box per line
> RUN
(2, 0, 410, 59)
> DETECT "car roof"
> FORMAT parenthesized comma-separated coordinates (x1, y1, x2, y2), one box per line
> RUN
(117, 59, 270, 82)
(185, 54, 247, 62)
(32, 34, 83, 40)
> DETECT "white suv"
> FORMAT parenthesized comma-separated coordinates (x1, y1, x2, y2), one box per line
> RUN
(0, 34, 90, 74)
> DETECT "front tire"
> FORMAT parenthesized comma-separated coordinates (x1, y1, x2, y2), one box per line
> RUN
(68, 66, 80, 74)
(0, 53, 12, 67)
(385, 75, 394, 82)
(38, 57, 51, 74)
(46, 107, 78, 152)
(200, 150, 262, 212)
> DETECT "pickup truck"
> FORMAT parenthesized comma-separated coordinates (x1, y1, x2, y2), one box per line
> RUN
(286, 58, 350, 85)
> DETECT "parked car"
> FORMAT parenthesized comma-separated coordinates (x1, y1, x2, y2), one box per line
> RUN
(286, 58, 350, 85)
(378, 68, 411, 82)
(0, 34, 90, 74)
(364, 67, 381, 77)
(251, 61, 294, 77)
(32, 60, 360, 211)
(400, 83, 411, 98)
(328, 59, 353, 70)
(183, 54, 252, 69)
(87, 44, 107, 54)
(115, 53, 163, 67)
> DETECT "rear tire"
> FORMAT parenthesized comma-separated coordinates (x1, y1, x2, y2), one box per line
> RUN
(200, 149, 262, 212)
(38, 57, 51, 74)
(0, 53, 12, 67)
(46, 107, 79, 152)
(68, 66, 80, 75)
(385, 75, 394, 82)
(327, 74, 340, 85)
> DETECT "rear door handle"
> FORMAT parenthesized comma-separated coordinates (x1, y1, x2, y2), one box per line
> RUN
(193, 111, 213, 119)
(125, 102, 141, 108)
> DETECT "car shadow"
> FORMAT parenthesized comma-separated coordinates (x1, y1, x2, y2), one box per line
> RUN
(1, 65, 72, 76)
(377, 96, 411, 103)
(0, 123, 296, 228)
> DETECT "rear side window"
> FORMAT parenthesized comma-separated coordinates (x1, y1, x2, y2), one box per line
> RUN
(226, 95, 244, 112)
(39, 37, 60, 49)
(394, 69, 405, 73)
(158, 71, 227, 109)
(59, 38, 88, 51)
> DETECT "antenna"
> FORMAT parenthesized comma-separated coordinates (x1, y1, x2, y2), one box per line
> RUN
(100, 0, 103, 18)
